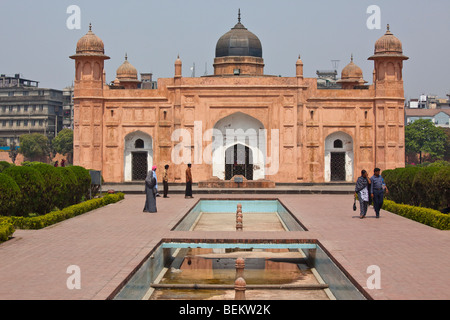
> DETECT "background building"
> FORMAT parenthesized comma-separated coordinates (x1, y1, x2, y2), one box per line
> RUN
(0, 74, 64, 146)
(405, 109, 450, 128)
(62, 86, 74, 129)
(405, 93, 450, 127)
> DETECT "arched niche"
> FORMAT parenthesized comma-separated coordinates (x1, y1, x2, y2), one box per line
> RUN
(324, 131, 354, 182)
(124, 131, 153, 182)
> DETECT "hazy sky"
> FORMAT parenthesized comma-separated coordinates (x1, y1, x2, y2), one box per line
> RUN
(0, 0, 449, 100)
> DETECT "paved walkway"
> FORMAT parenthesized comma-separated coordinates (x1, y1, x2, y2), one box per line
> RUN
(0, 194, 448, 300)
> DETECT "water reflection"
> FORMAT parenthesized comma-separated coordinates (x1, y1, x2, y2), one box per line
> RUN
(150, 248, 329, 300)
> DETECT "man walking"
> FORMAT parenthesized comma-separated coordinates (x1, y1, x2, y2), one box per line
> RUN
(185, 163, 193, 199)
(370, 168, 389, 218)
(163, 164, 169, 198)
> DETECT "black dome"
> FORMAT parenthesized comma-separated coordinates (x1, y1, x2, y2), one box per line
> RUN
(215, 21, 263, 58)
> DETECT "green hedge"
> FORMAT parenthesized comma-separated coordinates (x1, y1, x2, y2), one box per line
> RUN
(66, 166, 91, 204)
(412, 166, 441, 209)
(0, 162, 103, 218)
(0, 173, 21, 216)
(0, 161, 12, 173)
(3, 166, 45, 216)
(433, 166, 450, 209)
(383, 163, 450, 210)
(55, 167, 79, 207)
(383, 200, 450, 230)
(2, 193, 125, 230)
(26, 163, 66, 215)
(0, 220, 15, 242)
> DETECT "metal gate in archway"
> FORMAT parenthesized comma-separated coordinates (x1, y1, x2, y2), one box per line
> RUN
(225, 144, 253, 181)
(132, 152, 148, 181)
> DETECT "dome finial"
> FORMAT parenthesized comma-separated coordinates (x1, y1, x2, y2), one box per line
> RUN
(351, 53, 353, 62)
(89, 23, 92, 31)
(125, 52, 128, 61)
(387, 24, 390, 31)
(238, 8, 241, 23)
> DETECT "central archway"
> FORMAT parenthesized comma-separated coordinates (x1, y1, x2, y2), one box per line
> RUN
(212, 112, 266, 181)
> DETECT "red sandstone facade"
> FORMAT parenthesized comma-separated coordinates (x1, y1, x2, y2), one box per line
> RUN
(71, 20, 407, 184)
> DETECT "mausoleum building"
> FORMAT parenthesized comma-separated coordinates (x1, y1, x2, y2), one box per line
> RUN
(70, 17, 408, 184)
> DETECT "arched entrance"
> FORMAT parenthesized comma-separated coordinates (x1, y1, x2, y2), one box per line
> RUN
(324, 132, 354, 182)
(212, 112, 266, 181)
(124, 131, 153, 182)
(225, 144, 254, 180)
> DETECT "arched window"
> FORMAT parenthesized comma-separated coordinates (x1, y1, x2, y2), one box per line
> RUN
(334, 139, 343, 148)
(135, 139, 144, 149)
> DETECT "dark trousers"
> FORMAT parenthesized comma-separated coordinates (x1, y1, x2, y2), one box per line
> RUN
(163, 181, 169, 198)
(359, 199, 369, 217)
(373, 190, 384, 217)
(185, 181, 192, 197)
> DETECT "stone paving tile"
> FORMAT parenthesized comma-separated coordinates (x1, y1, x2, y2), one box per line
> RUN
(0, 193, 448, 300)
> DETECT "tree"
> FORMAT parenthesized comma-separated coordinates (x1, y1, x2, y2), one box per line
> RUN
(442, 127, 450, 162)
(52, 129, 74, 163)
(8, 139, 19, 164)
(405, 119, 446, 164)
(19, 133, 51, 162)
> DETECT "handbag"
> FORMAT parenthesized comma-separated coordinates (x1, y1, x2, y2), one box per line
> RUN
(353, 197, 357, 211)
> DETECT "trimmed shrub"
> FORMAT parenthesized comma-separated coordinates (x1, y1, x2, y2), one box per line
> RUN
(384, 164, 449, 211)
(3, 166, 45, 216)
(412, 166, 441, 209)
(381, 169, 396, 200)
(396, 166, 421, 205)
(432, 166, 450, 209)
(0, 220, 15, 242)
(383, 200, 450, 230)
(0, 173, 21, 216)
(27, 163, 66, 214)
(0, 161, 12, 173)
(67, 166, 91, 203)
(55, 167, 79, 206)
(5, 193, 125, 230)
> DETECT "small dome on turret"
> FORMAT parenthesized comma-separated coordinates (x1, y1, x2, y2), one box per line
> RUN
(369, 25, 408, 61)
(70, 24, 110, 60)
(338, 55, 367, 88)
(76, 24, 105, 55)
(341, 55, 364, 80)
(374, 25, 403, 55)
(116, 54, 138, 80)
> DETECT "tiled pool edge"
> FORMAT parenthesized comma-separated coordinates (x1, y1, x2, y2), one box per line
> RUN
(171, 198, 309, 232)
(109, 238, 372, 300)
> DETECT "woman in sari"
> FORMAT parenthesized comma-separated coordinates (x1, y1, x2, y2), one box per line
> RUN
(143, 169, 157, 213)
(355, 170, 371, 219)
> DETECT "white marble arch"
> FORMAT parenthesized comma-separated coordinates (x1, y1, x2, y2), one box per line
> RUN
(124, 131, 153, 182)
(211, 112, 266, 180)
(324, 131, 354, 182)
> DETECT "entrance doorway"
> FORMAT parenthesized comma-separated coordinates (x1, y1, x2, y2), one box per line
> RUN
(132, 152, 148, 181)
(124, 131, 153, 182)
(225, 144, 253, 181)
(330, 152, 346, 181)
(324, 132, 354, 182)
